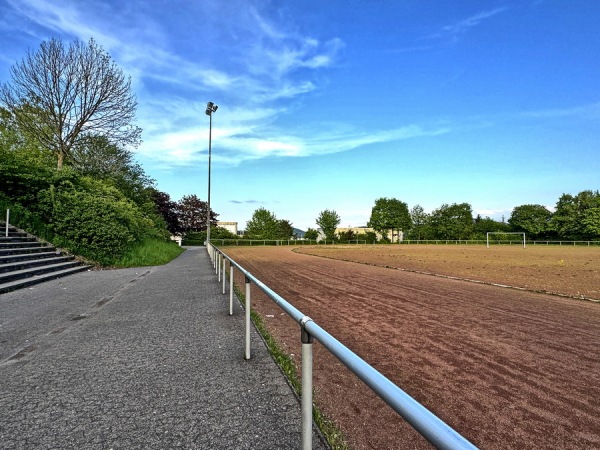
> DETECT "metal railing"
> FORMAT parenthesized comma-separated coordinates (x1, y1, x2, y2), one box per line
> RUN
(206, 242, 478, 450)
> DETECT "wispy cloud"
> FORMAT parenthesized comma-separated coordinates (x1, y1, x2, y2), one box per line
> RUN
(397, 7, 507, 53)
(432, 7, 507, 42)
(521, 102, 600, 120)
(229, 200, 265, 204)
(6, 0, 121, 48)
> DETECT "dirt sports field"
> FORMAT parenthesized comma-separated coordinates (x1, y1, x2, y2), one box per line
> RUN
(221, 244, 600, 449)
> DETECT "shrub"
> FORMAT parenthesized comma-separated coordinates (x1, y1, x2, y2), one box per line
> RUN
(37, 177, 162, 264)
(182, 231, 205, 246)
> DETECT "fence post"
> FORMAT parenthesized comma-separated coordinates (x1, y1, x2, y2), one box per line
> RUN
(229, 264, 234, 315)
(5, 209, 9, 237)
(301, 318, 314, 450)
(245, 276, 251, 360)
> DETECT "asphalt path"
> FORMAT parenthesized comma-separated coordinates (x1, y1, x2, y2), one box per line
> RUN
(0, 246, 327, 449)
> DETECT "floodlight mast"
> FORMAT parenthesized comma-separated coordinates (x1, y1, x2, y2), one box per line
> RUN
(205, 101, 218, 243)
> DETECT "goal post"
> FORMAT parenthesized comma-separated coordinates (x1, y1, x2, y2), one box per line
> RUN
(486, 232, 526, 248)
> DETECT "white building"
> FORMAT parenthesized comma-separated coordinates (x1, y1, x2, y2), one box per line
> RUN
(217, 221, 238, 235)
(317, 226, 403, 242)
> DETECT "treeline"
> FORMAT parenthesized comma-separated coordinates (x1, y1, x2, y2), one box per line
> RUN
(237, 193, 600, 243)
(404, 193, 600, 241)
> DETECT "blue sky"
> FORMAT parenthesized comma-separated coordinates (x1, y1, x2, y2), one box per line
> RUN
(1, 0, 598, 231)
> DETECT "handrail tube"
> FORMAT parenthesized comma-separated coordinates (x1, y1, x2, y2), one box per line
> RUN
(209, 244, 478, 450)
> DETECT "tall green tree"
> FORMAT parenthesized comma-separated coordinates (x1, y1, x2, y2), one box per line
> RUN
(245, 208, 280, 239)
(316, 209, 340, 240)
(368, 197, 412, 242)
(278, 219, 294, 239)
(0, 37, 141, 170)
(508, 204, 552, 239)
(551, 190, 600, 240)
(429, 203, 473, 240)
(581, 207, 600, 239)
(408, 204, 430, 240)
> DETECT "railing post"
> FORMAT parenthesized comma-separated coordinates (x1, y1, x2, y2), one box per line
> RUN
(5, 209, 9, 237)
(245, 276, 251, 360)
(229, 264, 234, 315)
(301, 317, 314, 450)
(222, 257, 226, 294)
(217, 253, 221, 281)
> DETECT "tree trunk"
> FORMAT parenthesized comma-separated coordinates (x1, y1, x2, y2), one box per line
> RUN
(57, 151, 64, 170)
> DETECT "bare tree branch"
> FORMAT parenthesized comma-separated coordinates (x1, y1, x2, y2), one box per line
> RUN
(0, 37, 141, 169)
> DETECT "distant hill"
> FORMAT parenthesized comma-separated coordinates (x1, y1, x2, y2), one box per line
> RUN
(293, 228, 305, 238)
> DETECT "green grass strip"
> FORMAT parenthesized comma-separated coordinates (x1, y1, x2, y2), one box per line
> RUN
(112, 238, 185, 267)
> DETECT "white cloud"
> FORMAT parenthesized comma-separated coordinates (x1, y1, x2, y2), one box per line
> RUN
(137, 110, 452, 169)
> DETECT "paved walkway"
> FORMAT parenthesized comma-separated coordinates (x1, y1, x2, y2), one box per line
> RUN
(0, 247, 328, 449)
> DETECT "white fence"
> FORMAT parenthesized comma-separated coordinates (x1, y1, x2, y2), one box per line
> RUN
(210, 238, 599, 247)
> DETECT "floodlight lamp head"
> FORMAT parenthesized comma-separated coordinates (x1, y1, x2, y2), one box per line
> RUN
(205, 101, 218, 116)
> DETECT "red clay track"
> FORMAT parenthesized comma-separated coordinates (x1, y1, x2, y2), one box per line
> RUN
(222, 246, 600, 449)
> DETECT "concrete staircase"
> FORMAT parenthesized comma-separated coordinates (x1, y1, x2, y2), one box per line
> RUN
(0, 222, 91, 294)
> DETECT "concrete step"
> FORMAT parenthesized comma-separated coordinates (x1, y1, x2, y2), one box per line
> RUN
(0, 222, 91, 294)
(0, 265, 91, 294)
(0, 241, 45, 249)
(0, 255, 75, 274)
(0, 224, 23, 235)
(0, 236, 37, 243)
(0, 251, 61, 264)
(0, 246, 55, 257)
(0, 261, 86, 284)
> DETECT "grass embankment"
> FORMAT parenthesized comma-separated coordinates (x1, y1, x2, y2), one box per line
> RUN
(110, 238, 185, 267)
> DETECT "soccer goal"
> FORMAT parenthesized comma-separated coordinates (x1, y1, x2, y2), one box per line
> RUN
(486, 232, 526, 248)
